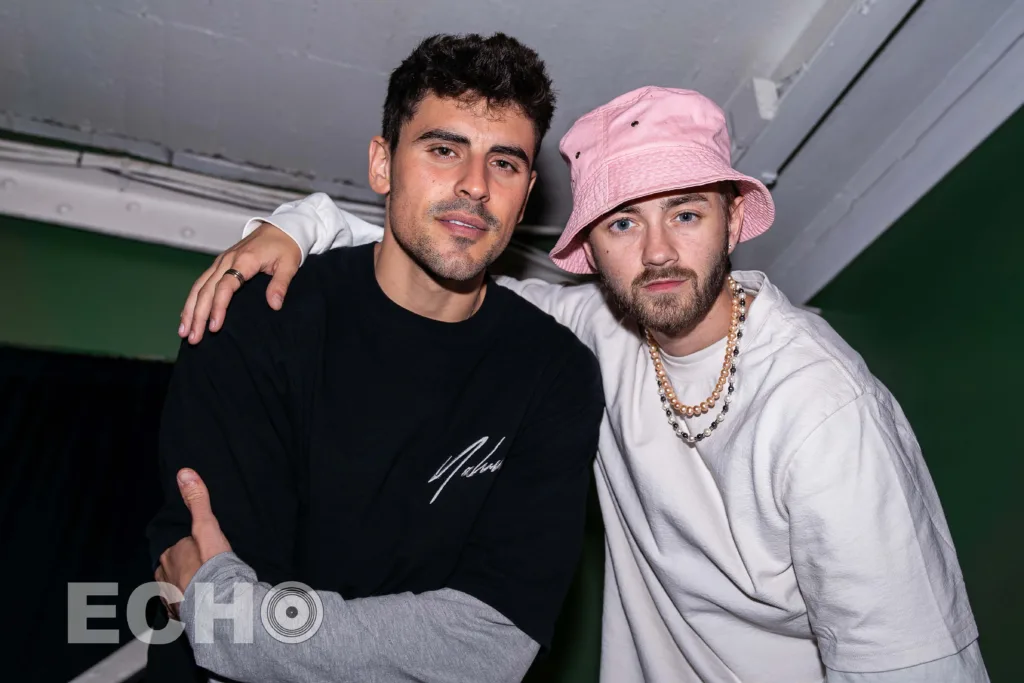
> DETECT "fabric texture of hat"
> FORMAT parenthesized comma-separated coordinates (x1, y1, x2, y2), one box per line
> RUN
(549, 86, 776, 275)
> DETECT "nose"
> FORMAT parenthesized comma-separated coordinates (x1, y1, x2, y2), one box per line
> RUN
(454, 156, 490, 202)
(641, 222, 678, 268)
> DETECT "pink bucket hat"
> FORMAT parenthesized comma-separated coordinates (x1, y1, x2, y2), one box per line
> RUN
(549, 86, 776, 275)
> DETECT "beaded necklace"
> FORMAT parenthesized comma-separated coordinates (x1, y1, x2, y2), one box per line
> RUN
(646, 276, 746, 445)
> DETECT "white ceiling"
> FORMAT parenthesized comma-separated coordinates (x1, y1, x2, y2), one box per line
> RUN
(0, 0, 825, 224)
(1, 0, 1021, 301)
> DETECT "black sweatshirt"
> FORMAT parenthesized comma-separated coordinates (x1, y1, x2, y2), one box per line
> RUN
(146, 244, 604, 678)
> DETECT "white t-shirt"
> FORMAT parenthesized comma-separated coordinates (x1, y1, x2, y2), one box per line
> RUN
(247, 195, 987, 682)
(498, 273, 980, 682)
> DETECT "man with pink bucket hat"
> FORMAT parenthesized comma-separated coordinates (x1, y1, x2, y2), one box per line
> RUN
(178, 87, 988, 682)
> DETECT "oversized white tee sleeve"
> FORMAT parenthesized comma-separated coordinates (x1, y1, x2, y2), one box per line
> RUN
(783, 392, 978, 672)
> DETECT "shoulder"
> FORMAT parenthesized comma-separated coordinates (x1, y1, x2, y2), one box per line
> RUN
(491, 280, 591, 339)
(495, 276, 609, 340)
(293, 244, 364, 289)
(490, 284, 603, 408)
(776, 312, 884, 407)
(494, 283, 599, 367)
(751, 279, 885, 402)
(215, 248, 364, 348)
(737, 273, 905, 451)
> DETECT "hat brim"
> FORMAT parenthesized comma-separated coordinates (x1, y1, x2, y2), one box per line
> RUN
(549, 146, 775, 275)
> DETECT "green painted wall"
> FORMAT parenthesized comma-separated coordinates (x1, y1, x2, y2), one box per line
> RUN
(1, 217, 209, 359)
(810, 106, 1024, 679)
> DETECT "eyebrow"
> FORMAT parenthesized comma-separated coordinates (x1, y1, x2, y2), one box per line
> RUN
(416, 128, 470, 146)
(613, 193, 711, 216)
(489, 144, 531, 166)
(415, 128, 531, 166)
(661, 193, 710, 209)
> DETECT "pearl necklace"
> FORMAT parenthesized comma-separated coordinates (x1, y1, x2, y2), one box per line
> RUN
(646, 276, 746, 445)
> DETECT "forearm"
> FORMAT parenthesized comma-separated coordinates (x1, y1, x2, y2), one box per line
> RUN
(242, 193, 384, 263)
(182, 552, 539, 683)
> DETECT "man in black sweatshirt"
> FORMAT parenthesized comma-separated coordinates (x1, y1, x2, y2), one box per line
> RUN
(145, 33, 603, 683)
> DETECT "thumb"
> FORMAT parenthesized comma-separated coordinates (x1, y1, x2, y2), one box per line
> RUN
(177, 469, 231, 559)
(177, 468, 215, 523)
(266, 258, 299, 310)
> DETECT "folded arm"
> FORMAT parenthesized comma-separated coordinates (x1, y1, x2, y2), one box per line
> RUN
(146, 274, 307, 678)
(182, 552, 538, 683)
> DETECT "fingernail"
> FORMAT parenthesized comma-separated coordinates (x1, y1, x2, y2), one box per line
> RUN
(210, 317, 218, 330)
(177, 469, 195, 486)
(178, 323, 185, 336)
(189, 330, 197, 343)
(271, 294, 283, 308)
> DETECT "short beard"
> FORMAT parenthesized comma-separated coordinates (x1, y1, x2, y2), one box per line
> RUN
(389, 183, 505, 282)
(599, 235, 731, 337)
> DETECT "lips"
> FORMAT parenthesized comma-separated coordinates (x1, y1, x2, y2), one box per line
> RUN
(437, 212, 488, 232)
(643, 279, 688, 291)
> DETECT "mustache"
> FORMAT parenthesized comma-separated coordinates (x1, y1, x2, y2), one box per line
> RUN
(429, 198, 500, 230)
(633, 266, 698, 289)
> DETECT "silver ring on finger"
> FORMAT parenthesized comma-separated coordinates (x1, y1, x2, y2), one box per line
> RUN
(224, 268, 246, 286)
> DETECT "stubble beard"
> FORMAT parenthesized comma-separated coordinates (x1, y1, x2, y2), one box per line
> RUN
(600, 233, 731, 337)
(388, 178, 505, 283)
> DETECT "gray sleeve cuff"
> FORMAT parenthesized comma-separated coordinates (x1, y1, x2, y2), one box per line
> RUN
(179, 552, 538, 683)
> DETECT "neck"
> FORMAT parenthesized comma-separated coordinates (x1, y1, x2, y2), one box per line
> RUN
(373, 232, 485, 323)
(651, 279, 737, 357)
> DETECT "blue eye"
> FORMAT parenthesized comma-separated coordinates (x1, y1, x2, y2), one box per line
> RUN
(676, 211, 698, 223)
(609, 218, 634, 232)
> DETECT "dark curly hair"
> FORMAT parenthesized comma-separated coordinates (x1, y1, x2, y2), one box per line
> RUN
(382, 33, 556, 163)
